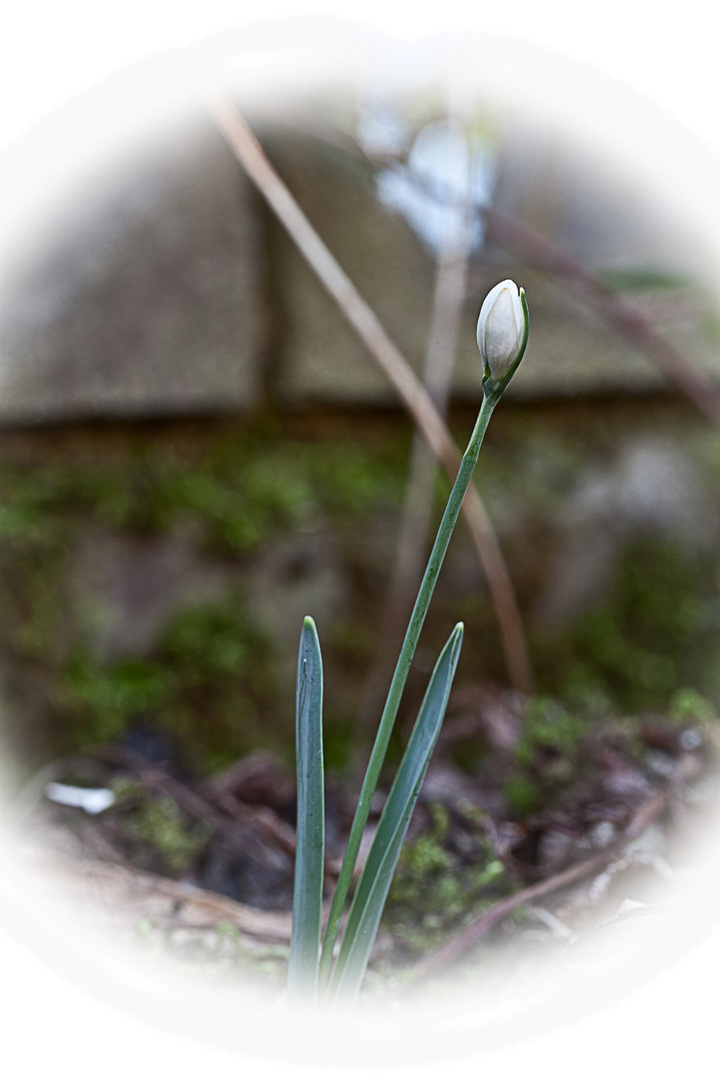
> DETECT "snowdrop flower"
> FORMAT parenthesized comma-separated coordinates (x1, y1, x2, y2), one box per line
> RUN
(476, 279, 529, 387)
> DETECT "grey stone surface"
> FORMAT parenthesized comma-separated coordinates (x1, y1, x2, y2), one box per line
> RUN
(0, 125, 264, 424)
(533, 435, 720, 626)
(271, 133, 720, 406)
(268, 132, 436, 407)
(455, 273, 719, 401)
(0, 120, 717, 424)
(68, 527, 235, 661)
(243, 525, 348, 686)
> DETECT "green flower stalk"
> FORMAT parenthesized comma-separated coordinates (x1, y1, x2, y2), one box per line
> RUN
(290, 281, 529, 1003)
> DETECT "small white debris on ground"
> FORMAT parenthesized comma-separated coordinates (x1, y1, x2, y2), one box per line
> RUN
(44, 783, 115, 815)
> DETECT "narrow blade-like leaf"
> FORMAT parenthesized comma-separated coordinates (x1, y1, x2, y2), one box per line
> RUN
(288, 616, 325, 1002)
(329, 623, 464, 1004)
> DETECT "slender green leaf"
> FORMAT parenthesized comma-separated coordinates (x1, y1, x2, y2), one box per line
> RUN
(329, 623, 464, 1005)
(319, 395, 499, 986)
(288, 616, 325, 1002)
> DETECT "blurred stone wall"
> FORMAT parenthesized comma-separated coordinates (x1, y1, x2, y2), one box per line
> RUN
(0, 127, 264, 424)
(0, 120, 717, 423)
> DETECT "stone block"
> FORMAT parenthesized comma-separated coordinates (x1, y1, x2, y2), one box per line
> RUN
(0, 124, 264, 424)
(268, 132, 720, 406)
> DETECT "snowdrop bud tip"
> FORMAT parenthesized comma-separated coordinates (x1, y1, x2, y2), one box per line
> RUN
(476, 279, 528, 386)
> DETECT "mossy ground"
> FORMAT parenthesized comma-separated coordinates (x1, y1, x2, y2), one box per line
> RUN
(531, 538, 719, 716)
(1, 406, 719, 784)
(7, 407, 719, 987)
(108, 776, 212, 875)
(0, 418, 405, 772)
(384, 803, 506, 954)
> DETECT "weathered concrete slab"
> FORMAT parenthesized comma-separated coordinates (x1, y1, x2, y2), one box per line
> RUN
(269, 132, 720, 406)
(0, 125, 264, 424)
(454, 272, 720, 401)
(1, 121, 717, 424)
(266, 131, 436, 406)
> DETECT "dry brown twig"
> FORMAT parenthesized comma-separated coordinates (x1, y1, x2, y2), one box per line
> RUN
(286, 115, 720, 428)
(34, 853, 294, 942)
(358, 120, 475, 731)
(210, 98, 532, 694)
(404, 789, 668, 989)
(479, 207, 720, 428)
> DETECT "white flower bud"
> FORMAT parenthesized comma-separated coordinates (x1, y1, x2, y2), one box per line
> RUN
(476, 279, 528, 384)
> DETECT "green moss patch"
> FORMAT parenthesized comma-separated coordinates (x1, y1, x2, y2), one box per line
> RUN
(0, 424, 405, 770)
(384, 803, 506, 953)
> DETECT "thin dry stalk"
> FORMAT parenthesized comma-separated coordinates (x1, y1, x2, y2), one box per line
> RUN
(404, 789, 668, 989)
(288, 116, 720, 428)
(35, 853, 294, 942)
(211, 99, 532, 694)
(479, 205, 720, 427)
(358, 138, 474, 731)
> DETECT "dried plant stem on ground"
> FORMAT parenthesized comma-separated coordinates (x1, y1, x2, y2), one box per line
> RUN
(405, 789, 668, 989)
(29, 853, 294, 943)
(211, 99, 532, 695)
(16, 715, 712, 996)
